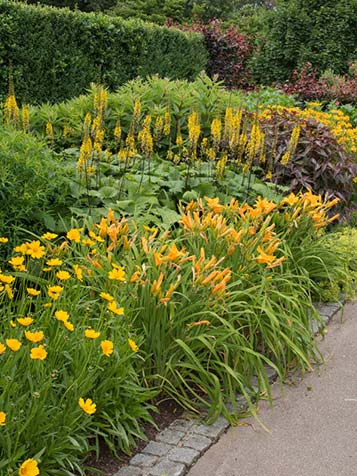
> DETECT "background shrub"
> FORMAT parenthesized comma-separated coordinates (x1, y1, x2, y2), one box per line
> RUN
(0, 0, 207, 103)
(0, 125, 72, 248)
(171, 19, 254, 89)
(252, 0, 357, 84)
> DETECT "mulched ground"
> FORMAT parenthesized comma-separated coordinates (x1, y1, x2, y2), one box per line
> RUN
(86, 399, 184, 475)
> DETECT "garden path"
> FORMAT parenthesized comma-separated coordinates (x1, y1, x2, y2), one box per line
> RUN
(187, 300, 357, 476)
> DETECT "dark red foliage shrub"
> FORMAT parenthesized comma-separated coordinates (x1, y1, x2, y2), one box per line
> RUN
(168, 18, 254, 89)
(280, 63, 357, 105)
(257, 109, 357, 212)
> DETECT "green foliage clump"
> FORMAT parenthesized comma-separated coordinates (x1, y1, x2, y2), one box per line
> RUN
(0, 125, 71, 248)
(26, 0, 117, 11)
(252, 0, 357, 84)
(0, 0, 207, 104)
(319, 227, 357, 301)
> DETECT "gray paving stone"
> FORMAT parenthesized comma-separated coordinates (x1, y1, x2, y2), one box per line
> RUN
(167, 446, 200, 466)
(114, 466, 144, 476)
(156, 428, 185, 445)
(168, 418, 194, 433)
(264, 365, 278, 381)
(130, 453, 159, 468)
(142, 441, 173, 457)
(180, 433, 212, 453)
(190, 416, 229, 440)
(148, 458, 186, 476)
(314, 302, 340, 318)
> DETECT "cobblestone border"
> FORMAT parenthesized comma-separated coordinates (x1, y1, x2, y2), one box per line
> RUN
(114, 300, 344, 476)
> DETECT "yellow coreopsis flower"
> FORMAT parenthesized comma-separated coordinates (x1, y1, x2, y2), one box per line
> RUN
(56, 270, 71, 281)
(0, 411, 6, 426)
(0, 342, 6, 354)
(6, 339, 22, 352)
(19, 458, 40, 476)
(30, 345, 47, 361)
(78, 397, 96, 415)
(63, 320, 74, 331)
(48, 285, 64, 300)
(27, 288, 41, 297)
(108, 266, 126, 282)
(55, 310, 69, 322)
(128, 338, 139, 353)
(41, 232, 58, 240)
(0, 273, 15, 284)
(101, 340, 114, 357)
(0, 237, 9, 243)
(84, 328, 100, 339)
(46, 258, 63, 267)
(17, 317, 34, 327)
(26, 240, 46, 259)
(14, 243, 29, 254)
(66, 228, 83, 243)
(72, 264, 83, 281)
(25, 330, 44, 343)
(8, 256, 25, 268)
(100, 292, 114, 302)
(107, 301, 124, 316)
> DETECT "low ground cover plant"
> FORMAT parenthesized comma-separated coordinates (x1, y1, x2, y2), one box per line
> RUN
(0, 191, 352, 474)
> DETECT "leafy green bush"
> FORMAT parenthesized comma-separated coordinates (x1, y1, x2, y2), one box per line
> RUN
(252, 0, 357, 84)
(0, 0, 207, 103)
(26, 0, 117, 12)
(0, 125, 72, 248)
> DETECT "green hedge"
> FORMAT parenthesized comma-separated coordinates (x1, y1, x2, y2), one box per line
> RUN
(0, 1, 207, 103)
(252, 0, 357, 84)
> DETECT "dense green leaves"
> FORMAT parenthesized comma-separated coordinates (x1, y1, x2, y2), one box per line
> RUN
(0, 1, 207, 103)
(252, 0, 357, 83)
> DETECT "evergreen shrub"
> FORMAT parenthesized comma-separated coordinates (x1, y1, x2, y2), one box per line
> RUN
(0, 0, 207, 103)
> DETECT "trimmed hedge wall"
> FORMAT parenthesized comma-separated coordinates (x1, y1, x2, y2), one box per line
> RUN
(0, 1, 208, 103)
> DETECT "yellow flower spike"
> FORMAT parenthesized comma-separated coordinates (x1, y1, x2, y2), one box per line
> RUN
(0, 342, 6, 354)
(41, 232, 58, 240)
(55, 310, 69, 322)
(26, 288, 41, 297)
(56, 270, 71, 281)
(17, 317, 34, 327)
(6, 339, 22, 352)
(30, 345, 47, 361)
(66, 228, 83, 243)
(85, 328, 100, 339)
(107, 301, 124, 316)
(18, 458, 40, 476)
(101, 340, 114, 357)
(99, 292, 114, 302)
(25, 240, 46, 259)
(25, 330, 44, 343)
(128, 338, 139, 353)
(79, 397, 96, 415)
(0, 411, 6, 426)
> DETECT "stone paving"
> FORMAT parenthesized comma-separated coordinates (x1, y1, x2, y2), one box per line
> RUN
(114, 300, 343, 476)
